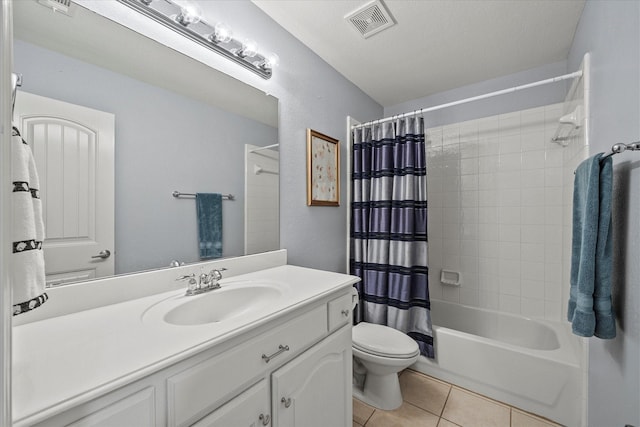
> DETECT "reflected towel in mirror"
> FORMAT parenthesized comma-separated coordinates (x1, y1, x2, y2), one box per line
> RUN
(196, 193, 223, 259)
(11, 126, 48, 315)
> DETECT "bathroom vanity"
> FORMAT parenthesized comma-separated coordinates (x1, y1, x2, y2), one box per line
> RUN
(12, 251, 358, 426)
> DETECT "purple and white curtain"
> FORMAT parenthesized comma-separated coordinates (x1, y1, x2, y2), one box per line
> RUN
(350, 116, 434, 358)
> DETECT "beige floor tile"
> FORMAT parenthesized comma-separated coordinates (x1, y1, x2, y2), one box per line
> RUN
(354, 421, 365, 427)
(441, 387, 510, 427)
(437, 418, 462, 427)
(511, 408, 563, 427)
(353, 398, 376, 425)
(400, 370, 452, 416)
(366, 402, 440, 427)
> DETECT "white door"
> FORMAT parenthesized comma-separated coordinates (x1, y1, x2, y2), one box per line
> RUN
(13, 91, 115, 286)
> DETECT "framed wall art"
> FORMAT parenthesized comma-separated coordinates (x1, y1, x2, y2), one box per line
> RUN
(306, 129, 340, 206)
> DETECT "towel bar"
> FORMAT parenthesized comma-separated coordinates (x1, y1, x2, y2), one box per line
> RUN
(172, 191, 234, 200)
(600, 141, 640, 160)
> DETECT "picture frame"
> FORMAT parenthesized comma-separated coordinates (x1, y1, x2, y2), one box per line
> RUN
(306, 129, 340, 206)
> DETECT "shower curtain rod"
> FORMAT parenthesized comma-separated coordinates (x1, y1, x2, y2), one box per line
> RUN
(352, 70, 583, 130)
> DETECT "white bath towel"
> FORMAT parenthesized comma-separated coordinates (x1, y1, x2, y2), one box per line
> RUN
(12, 126, 48, 315)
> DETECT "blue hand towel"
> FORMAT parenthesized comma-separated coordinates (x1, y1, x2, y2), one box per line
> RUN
(567, 153, 616, 338)
(196, 193, 223, 259)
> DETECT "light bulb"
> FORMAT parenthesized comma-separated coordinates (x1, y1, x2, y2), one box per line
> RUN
(210, 22, 233, 44)
(174, 3, 201, 26)
(261, 53, 280, 70)
(238, 39, 258, 58)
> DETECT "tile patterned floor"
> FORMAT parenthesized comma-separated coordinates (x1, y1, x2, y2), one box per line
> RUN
(353, 370, 563, 427)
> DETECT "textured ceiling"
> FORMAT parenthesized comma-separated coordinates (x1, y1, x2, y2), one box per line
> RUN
(252, 0, 585, 107)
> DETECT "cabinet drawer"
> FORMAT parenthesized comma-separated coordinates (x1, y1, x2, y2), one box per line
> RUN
(66, 387, 155, 427)
(168, 304, 327, 427)
(191, 380, 269, 427)
(328, 292, 352, 332)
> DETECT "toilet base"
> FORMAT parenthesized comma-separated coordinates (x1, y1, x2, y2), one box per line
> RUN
(352, 372, 403, 411)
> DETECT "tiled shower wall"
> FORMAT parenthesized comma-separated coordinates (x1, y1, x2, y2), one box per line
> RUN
(426, 103, 571, 321)
(244, 145, 280, 255)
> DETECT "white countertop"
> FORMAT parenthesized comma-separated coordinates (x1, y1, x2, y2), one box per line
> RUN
(12, 265, 359, 425)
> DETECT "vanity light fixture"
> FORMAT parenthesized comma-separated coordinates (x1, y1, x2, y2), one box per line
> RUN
(117, 0, 277, 79)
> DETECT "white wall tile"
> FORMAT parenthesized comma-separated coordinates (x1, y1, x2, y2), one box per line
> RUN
(426, 102, 574, 321)
(545, 299, 562, 320)
(479, 291, 500, 310)
(442, 285, 460, 303)
(460, 158, 479, 175)
(499, 134, 521, 154)
(499, 152, 522, 171)
(521, 261, 545, 281)
(522, 280, 545, 299)
(499, 224, 521, 242)
(521, 169, 545, 188)
(499, 241, 521, 260)
(521, 243, 544, 263)
(499, 294, 521, 314)
(521, 150, 546, 169)
(498, 171, 522, 189)
(521, 298, 545, 319)
(521, 131, 546, 152)
(460, 287, 479, 306)
(499, 276, 521, 297)
(521, 206, 545, 225)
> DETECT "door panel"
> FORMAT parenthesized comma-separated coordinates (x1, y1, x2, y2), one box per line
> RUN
(14, 91, 114, 284)
(271, 327, 352, 427)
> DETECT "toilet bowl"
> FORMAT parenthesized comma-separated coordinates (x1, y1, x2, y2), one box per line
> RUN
(352, 322, 420, 410)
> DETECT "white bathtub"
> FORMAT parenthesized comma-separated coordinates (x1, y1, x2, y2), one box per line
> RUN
(412, 300, 582, 426)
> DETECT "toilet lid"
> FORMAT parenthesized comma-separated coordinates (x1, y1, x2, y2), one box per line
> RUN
(352, 323, 419, 358)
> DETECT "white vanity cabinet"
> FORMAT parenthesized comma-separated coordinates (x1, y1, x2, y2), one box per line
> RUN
(193, 326, 351, 427)
(26, 287, 354, 427)
(181, 292, 353, 427)
(271, 326, 351, 427)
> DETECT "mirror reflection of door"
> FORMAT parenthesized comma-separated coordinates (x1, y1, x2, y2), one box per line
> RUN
(13, 91, 115, 287)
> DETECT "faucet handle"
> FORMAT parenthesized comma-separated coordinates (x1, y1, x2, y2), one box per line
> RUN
(207, 268, 226, 286)
(176, 274, 198, 293)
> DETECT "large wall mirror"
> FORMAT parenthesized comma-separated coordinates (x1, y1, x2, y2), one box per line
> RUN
(12, 0, 279, 285)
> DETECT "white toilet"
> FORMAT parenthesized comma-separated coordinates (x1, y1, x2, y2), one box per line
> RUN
(352, 322, 420, 410)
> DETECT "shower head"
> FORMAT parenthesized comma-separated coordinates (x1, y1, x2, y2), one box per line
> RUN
(558, 105, 583, 128)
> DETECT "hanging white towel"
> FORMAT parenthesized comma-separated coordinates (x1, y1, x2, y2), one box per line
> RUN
(11, 126, 47, 315)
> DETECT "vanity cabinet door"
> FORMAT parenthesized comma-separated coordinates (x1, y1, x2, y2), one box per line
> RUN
(271, 326, 352, 427)
(191, 380, 270, 427)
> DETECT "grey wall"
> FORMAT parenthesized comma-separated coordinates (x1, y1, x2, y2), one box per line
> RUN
(384, 60, 568, 127)
(14, 39, 278, 275)
(567, 1, 640, 426)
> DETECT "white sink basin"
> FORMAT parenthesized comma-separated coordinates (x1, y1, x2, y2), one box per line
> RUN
(162, 284, 282, 326)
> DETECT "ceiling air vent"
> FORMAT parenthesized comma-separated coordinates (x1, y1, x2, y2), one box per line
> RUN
(345, 0, 395, 39)
(37, 0, 75, 16)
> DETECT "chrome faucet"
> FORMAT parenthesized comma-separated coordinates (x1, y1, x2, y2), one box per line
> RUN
(176, 268, 226, 296)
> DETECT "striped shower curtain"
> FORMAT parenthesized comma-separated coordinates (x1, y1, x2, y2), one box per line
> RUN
(350, 116, 434, 358)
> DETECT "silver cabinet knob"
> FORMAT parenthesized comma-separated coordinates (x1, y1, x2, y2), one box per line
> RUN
(259, 414, 270, 425)
(91, 250, 111, 259)
(281, 397, 292, 408)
